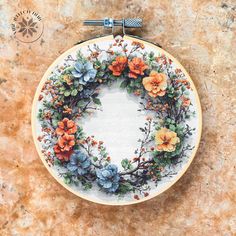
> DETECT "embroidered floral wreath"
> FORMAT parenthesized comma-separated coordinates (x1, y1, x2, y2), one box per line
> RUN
(37, 37, 195, 200)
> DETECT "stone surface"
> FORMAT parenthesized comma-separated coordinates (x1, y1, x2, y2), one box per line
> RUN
(0, 0, 235, 235)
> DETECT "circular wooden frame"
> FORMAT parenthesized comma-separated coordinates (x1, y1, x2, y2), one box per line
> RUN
(31, 35, 202, 205)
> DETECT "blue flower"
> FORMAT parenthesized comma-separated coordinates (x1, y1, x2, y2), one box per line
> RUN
(67, 150, 91, 175)
(96, 164, 120, 193)
(71, 61, 97, 85)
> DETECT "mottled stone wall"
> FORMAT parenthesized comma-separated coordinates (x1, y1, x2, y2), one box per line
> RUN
(0, 0, 235, 235)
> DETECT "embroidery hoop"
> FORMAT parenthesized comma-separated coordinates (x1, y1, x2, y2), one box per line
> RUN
(32, 18, 202, 205)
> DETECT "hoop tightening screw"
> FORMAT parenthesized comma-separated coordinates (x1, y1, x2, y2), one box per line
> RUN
(83, 18, 142, 28)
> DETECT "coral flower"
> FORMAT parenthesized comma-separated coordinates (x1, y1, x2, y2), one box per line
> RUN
(57, 133, 75, 152)
(56, 118, 77, 135)
(128, 57, 148, 78)
(181, 96, 191, 107)
(155, 128, 180, 152)
(63, 106, 73, 114)
(142, 71, 167, 97)
(63, 75, 73, 85)
(132, 41, 145, 49)
(53, 144, 73, 161)
(108, 56, 128, 76)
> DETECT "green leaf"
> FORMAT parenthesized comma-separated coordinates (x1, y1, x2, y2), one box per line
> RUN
(100, 63, 107, 70)
(71, 89, 78, 96)
(184, 90, 190, 96)
(83, 182, 92, 190)
(95, 61, 101, 67)
(77, 100, 85, 107)
(93, 97, 101, 105)
(121, 158, 129, 170)
(54, 158, 62, 166)
(64, 66, 74, 73)
(169, 124, 176, 131)
(59, 86, 66, 92)
(176, 100, 182, 108)
(127, 87, 133, 94)
(64, 176, 71, 184)
(97, 71, 105, 77)
(166, 118, 172, 124)
(149, 51, 155, 58)
(74, 80, 80, 87)
(52, 119, 59, 128)
(120, 80, 129, 89)
(130, 80, 135, 87)
(118, 182, 133, 194)
(64, 90, 71, 97)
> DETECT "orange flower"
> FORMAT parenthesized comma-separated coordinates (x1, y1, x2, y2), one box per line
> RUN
(155, 128, 180, 152)
(108, 56, 128, 76)
(132, 41, 145, 49)
(91, 51, 99, 58)
(57, 133, 75, 152)
(128, 57, 148, 78)
(53, 144, 73, 161)
(142, 71, 167, 97)
(63, 106, 72, 114)
(53, 132, 75, 161)
(56, 118, 77, 136)
(64, 75, 73, 85)
(181, 96, 191, 107)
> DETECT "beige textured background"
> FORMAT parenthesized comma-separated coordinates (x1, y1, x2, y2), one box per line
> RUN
(0, 0, 236, 235)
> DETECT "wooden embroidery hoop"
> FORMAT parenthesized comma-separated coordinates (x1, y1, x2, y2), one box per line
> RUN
(32, 19, 202, 205)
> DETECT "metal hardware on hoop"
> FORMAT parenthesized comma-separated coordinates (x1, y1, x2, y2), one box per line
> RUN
(83, 17, 142, 36)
